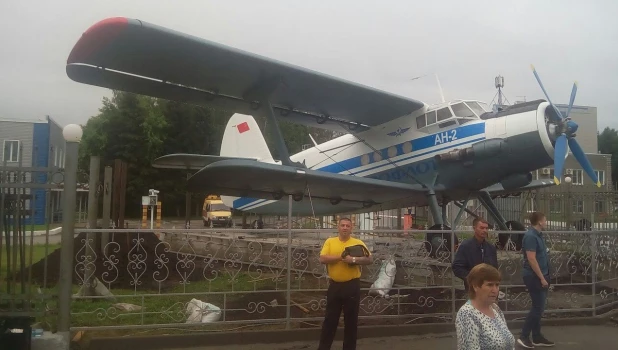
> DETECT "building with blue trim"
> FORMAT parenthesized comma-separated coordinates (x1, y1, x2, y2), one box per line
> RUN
(1, 115, 67, 225)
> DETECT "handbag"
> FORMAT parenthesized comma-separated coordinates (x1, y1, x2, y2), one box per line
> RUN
(341, 244, 370, 258)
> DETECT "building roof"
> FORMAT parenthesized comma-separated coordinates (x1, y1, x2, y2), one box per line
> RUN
(0, 117, 50, 124)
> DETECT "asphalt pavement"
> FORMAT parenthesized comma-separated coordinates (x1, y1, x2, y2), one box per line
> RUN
(161, 324, 618, 350)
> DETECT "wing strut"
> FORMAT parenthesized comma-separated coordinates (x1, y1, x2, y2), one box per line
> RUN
(262, 101, 304, 168)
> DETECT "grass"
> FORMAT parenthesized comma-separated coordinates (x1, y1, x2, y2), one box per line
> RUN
(0, 243, 60, 282)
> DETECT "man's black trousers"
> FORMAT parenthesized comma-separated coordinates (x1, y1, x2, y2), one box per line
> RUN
(317, 278, 361, 350)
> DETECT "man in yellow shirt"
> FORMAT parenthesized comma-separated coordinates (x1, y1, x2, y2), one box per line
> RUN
(317, 217, 373, 350)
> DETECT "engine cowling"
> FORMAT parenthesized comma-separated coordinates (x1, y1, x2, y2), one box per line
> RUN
(434, 138, 506, 162)
(500, 172, 532, 190)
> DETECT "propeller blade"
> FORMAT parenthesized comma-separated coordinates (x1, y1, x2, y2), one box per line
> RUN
(553, 134, 568, 185)
(568, 138, 601, 187)
(566, 81, 578, 119)
(530, 64, 564, 121)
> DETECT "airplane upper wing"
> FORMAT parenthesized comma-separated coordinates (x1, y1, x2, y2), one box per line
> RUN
(66, 17, 426, 133)
(187, 158, 427, 206)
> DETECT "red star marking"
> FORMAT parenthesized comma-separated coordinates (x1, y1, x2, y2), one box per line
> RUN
(237, 122, 250, 133)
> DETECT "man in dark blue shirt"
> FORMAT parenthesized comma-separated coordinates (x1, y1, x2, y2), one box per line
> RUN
(452, 217, 498, 292)
(517, 212, 555, 348)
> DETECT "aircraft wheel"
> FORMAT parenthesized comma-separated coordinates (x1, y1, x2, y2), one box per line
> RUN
(497, 221, 525, 251)
(424, 224, 458, 259)
(251, 219, 264, 230)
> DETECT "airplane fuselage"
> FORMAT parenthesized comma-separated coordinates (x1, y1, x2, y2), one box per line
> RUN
(227, 100, 556, 215)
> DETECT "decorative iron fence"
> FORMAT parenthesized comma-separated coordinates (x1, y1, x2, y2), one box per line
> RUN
(66, 227, 618, 336)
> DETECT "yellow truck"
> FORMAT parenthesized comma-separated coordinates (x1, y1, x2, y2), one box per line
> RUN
(202, 195, 233, 228)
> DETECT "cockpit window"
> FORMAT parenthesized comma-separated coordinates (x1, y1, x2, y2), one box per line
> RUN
(436, 107, 452, 121)
(426, 110, 437, 125)
(416, 114, 426, 129)
(451, 103, 476, 118)
(466, 102, 488, 117)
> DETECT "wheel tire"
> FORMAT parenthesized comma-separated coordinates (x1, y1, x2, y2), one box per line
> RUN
(497, 221, 526, 251)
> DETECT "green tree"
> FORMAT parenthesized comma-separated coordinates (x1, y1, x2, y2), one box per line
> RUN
(598, 127, 618, 186)
(78, 91, 341, 217)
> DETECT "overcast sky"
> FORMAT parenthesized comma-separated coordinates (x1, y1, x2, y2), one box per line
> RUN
(1, 0, 616, 129)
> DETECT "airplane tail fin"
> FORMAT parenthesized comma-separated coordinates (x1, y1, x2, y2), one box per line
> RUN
(220, 113, 274, 163)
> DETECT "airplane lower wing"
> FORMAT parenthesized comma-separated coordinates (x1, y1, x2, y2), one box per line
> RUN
(187, 159, 427, 206)
(66, 17, 425, 133)
(483, 179, 555, 197)
(152, 154, 257, 170)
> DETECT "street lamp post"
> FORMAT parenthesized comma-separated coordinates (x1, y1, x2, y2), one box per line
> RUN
(57, 124, 82, 346)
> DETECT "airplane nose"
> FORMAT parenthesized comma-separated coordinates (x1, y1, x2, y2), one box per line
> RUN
(566, 120, 579, 135)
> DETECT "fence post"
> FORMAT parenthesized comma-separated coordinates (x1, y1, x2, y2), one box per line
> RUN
(57, 124, 82, 347)
(451, 227, 456, 322)
(591, 230, 597, 317)
(286, 195, 292, 329)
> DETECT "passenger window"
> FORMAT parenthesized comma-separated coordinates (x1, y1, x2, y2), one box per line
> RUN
(436, 107, 452, 121)
(426, 111, 437, 125)
(416, 114, 426, 129)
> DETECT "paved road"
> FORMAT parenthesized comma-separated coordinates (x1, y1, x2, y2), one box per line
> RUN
(162, 324, 618, 349)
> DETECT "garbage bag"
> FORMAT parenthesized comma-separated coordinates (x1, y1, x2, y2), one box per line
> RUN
(369, 259, 397, 297)
(185, 298, 222, 323)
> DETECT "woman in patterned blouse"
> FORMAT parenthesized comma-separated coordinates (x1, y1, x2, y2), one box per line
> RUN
(456, 263, 515, 350)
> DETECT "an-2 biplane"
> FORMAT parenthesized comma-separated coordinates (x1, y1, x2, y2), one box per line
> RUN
(65, 17, 600, 241)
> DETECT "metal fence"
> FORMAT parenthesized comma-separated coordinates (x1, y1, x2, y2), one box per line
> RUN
(64, 227, 618, 336)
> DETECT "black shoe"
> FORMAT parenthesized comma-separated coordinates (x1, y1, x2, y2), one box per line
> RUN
(532, 336, 555, 347)
(517, 337, 534, 349)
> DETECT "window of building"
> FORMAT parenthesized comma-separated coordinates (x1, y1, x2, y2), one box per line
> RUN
(595, 170, 605, 185)
(594, 200, 605, 213)
(571, 169, 583, 185)
(3, 140, 20, 162)
(572, 200, 584, 214)
(549, 198, 561, 213)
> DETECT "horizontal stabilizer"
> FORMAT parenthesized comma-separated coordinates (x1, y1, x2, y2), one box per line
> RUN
(152, 154, 256, 170)
(187, 159, 426, 205)
(483, 179, 555, 196)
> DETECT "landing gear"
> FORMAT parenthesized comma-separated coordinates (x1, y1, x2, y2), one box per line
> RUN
(251, 219, 264, 229)
(497, 221, 526, 251)
(424, 192, 459, 258)
(425, 224, 459, 259)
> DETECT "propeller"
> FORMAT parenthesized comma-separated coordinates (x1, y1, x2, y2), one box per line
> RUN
(530, 65, 600, 187)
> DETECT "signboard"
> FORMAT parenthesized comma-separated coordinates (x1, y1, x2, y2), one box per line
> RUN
(142, 196, 150, 206)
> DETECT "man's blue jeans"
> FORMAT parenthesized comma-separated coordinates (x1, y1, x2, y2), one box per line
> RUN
(521, 274, 549, 340)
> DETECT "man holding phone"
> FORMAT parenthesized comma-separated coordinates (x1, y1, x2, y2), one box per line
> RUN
(517, 212, 555, 348)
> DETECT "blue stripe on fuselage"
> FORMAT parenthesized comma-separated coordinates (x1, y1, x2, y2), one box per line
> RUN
(233, 122, 486, 209)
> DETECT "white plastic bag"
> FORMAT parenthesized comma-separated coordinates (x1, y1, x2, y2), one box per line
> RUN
(185, 298, 222, 323)
(369, 259, 397, 297)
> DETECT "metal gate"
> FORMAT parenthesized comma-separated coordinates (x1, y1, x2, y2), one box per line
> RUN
(0, 147, 65, 337)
